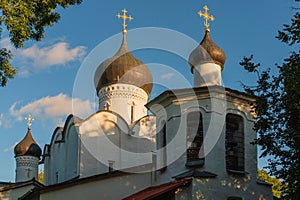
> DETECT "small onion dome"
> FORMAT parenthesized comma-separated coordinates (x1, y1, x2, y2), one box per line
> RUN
(94, 34, 153, 96)
(14, 128, 42, 158)
(189, 30, 226, 72)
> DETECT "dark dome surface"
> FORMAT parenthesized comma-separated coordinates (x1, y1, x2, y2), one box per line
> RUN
(189, 31, 226, 72)
(14, 129, 42, 158)
(94, 35, 153, 96)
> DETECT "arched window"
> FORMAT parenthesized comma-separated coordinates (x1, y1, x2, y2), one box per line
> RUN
(159, 120, 167, 171)
(104, 101, 111, 110)
(108, 160, 115, 172)
(186, 112, 204, 167)
(55, 172, 59, 183)
(130, 101, 135, 123)
(226, 114, 245, 172)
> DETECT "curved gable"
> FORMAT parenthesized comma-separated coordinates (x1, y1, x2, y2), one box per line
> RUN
(79, 110, 130, 137)
(131, 115, 156, 141)
(44, 114, 82, 185)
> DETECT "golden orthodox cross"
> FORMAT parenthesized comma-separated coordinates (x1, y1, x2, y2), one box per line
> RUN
(25, 114, 34, 129)
(116, 9, 133, 34)
(198, 5, 215, 32)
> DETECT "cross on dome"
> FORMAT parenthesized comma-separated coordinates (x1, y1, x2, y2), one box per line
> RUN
(198, 5, 215, 32)
(95, 8, 153, 99)
(189, 5, 226, 73)
(25, 114, 34, 129)
(116, 9, 133, 34)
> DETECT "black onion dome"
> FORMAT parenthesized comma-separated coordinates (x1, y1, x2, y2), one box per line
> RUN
(14, 128, 42, 158)
(189, 30, 226, 72)
(94, 35, 153, 96)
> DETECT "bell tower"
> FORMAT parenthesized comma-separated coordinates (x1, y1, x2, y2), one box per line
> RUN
(14, 115, 41, 182)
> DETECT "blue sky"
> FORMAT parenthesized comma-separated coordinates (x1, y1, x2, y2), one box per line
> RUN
(0, 0, 297, 182)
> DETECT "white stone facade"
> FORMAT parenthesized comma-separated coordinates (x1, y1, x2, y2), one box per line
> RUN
(147, 86, 273, 200)
(43, 115, 80, 186)
(40, 86, 272, 199)
(79, 111, 155, 178)
(43, 112, 156, 185)
(40, 173, 153, 200)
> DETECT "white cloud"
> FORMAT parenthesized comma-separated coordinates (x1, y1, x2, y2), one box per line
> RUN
(17, 66, 31, 78)
(9, 93, 95, 126)
(0, 113, 12, 128)
(20, 42, 86, 69)
(0, 37, 12, 49)
(3, 142, 18, 153)
(0, 37, 87, 74)
(160, 73, 175, 80)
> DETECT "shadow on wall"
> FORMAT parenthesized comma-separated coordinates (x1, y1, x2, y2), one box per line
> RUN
(191, 175, 271, 200)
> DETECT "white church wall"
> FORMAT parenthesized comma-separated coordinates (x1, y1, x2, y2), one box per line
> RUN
(40, 172, 152, 200)
(79, 111, 129, 178)
(191, 177, 272, 199)
(154, 104, 208, 182)
(65, 125, 79, 180)
(79, 144, 108, 178)
(44, 115, 81, 186)
(79, 111, 155, 178)
(48, 129, 66, 185)
(175, 184, 193, 200)
(156, 118, 165, 171)
(187, 106, 272, 199)
(149, 87, 273, 199)
(43, 146, 50, 186)
(119, 135, 155, 171)
(131, 115, 156, 141)
(226, 97, 258, 178)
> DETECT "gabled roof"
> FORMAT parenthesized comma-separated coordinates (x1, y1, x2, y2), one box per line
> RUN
(0, 182, 13, 188)
(172, 169, 218, 180)
(0, 179, 44, 192)
(122, 178, 192, 200)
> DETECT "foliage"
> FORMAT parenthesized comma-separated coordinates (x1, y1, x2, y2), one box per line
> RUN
(0, 47, 15, 86)
(0, 0, 82, 86)
(38, 169, 44, 184)
(258, 169, 283, 198)
(240, 7, 300, 199)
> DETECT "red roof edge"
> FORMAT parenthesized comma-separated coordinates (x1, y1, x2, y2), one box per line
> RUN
(122, 178, 192, 200)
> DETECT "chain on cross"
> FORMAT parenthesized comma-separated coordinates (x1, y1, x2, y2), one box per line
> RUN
(25, 114, 34, 129)
(116, 9, 133, 34)
(198, 5, 215, 32)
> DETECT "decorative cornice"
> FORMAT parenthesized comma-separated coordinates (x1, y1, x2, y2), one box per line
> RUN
(98, 84, 148, 103)
(146, 86, 256, 114)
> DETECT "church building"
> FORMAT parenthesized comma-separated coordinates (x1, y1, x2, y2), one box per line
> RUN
(0, 6, 273, 200)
